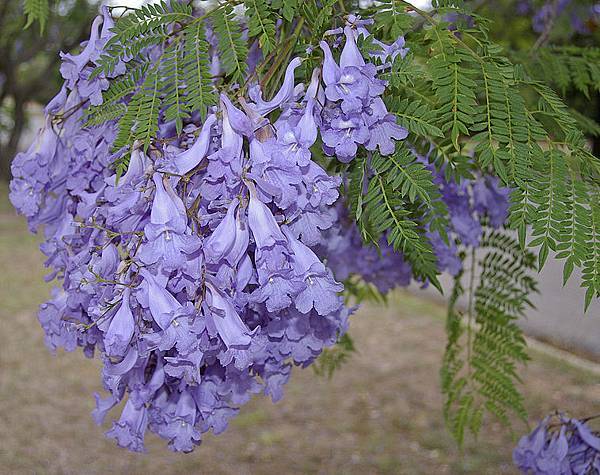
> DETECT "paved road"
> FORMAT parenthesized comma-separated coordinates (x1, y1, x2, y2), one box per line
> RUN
(412, 256, 600, 360)
(520, 258, 600, 359)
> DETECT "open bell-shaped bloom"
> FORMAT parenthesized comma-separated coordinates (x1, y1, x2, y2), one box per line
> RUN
(321, 112, 369, 162)
(276, 97, 318, 167)
(160, 390, 202, 453)
(365, 113, 408, 156)
(284, 227, 343, 315)
(141, 173, 200, 270)
(320, 33, 369, 111)
(148, 304, 199, 354)
(106, 398, 149, 453)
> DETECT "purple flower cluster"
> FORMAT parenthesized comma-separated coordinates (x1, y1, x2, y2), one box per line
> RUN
(514, 415, 600, 474)
(9, 7, 515, 454)
(318, 20, 408, 162)
(10, 10, 354, 453)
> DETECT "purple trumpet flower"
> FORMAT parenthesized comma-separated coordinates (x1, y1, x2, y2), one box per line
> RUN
(275, 95, 318, 167)
(158, 390, 202, 453)
(106, 398, 149, 453)
(140, 173, 201, 270)
(204, 198, 249, 266)
(284, 227, 343, 315)
(164, 114, 217, 176)
(11, 7, 358, 454)
(60, 15, 104, 87)
(138, 269, 181, 330)
(246, 183, 287, 253)
(248, 57, 303, 115)
(321, 111, 370, 162)
(104, 289, 135, 357)
(205, 282, 255, 349)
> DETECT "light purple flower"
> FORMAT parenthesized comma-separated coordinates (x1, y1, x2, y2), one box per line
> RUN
(104, 289, 135, 357)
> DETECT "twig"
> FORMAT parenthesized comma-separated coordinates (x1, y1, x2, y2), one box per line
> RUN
(531, 0, 560, 54)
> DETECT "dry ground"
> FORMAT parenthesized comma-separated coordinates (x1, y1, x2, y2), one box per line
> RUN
(1, 186, 599, 475)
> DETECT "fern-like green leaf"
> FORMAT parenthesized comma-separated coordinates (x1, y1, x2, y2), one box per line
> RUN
(245, 0, 276, 55)
(93, 1, 193, 78)
(182, 21, 216, 120)
(442, 231, 536, 445)
(363, 174, 441, 289)
(23, 0, 49, 33)
(387, 97, 444, 138)
(211, 4, 248, 83)
(161, 40, 187, 134)
(113, 68, 160, 153)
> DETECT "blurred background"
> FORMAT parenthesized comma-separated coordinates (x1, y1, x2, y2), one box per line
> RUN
(0, 1, 600, 473)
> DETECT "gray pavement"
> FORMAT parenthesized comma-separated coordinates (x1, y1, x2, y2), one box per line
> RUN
(411, 256, 600, 360)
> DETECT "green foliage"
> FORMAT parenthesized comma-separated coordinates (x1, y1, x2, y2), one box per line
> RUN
(360, 169, 441, 289)
(375, 0, 415, 37)
(94, 1, 193, 78)
(441, 231, 536, 445)
(23, 0, 49, 33)
(182, 21, 216, 120)
(342, 275, 387, 305)
(87, 3, 220, 154)
(370, 145, 449, 240)
(212, 3, 248, 84)
(313, 333, 356, 378)
(386, 97, 444, 139)
(427, 35, 477, 151)
(375, 7, 600, 308)
(431, 0, 464, 7)
(299, 0, 338, 44)
(582, 186, 600, 310)
(282, 0, 298, 22)
(113, 67, 160, 155)
(245, 0, 276, 55)
(161, 40, 187, 134)
(525, 46, 600, 99)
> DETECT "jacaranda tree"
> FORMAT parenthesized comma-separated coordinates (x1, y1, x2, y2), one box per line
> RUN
(9, 0, 600, 471)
